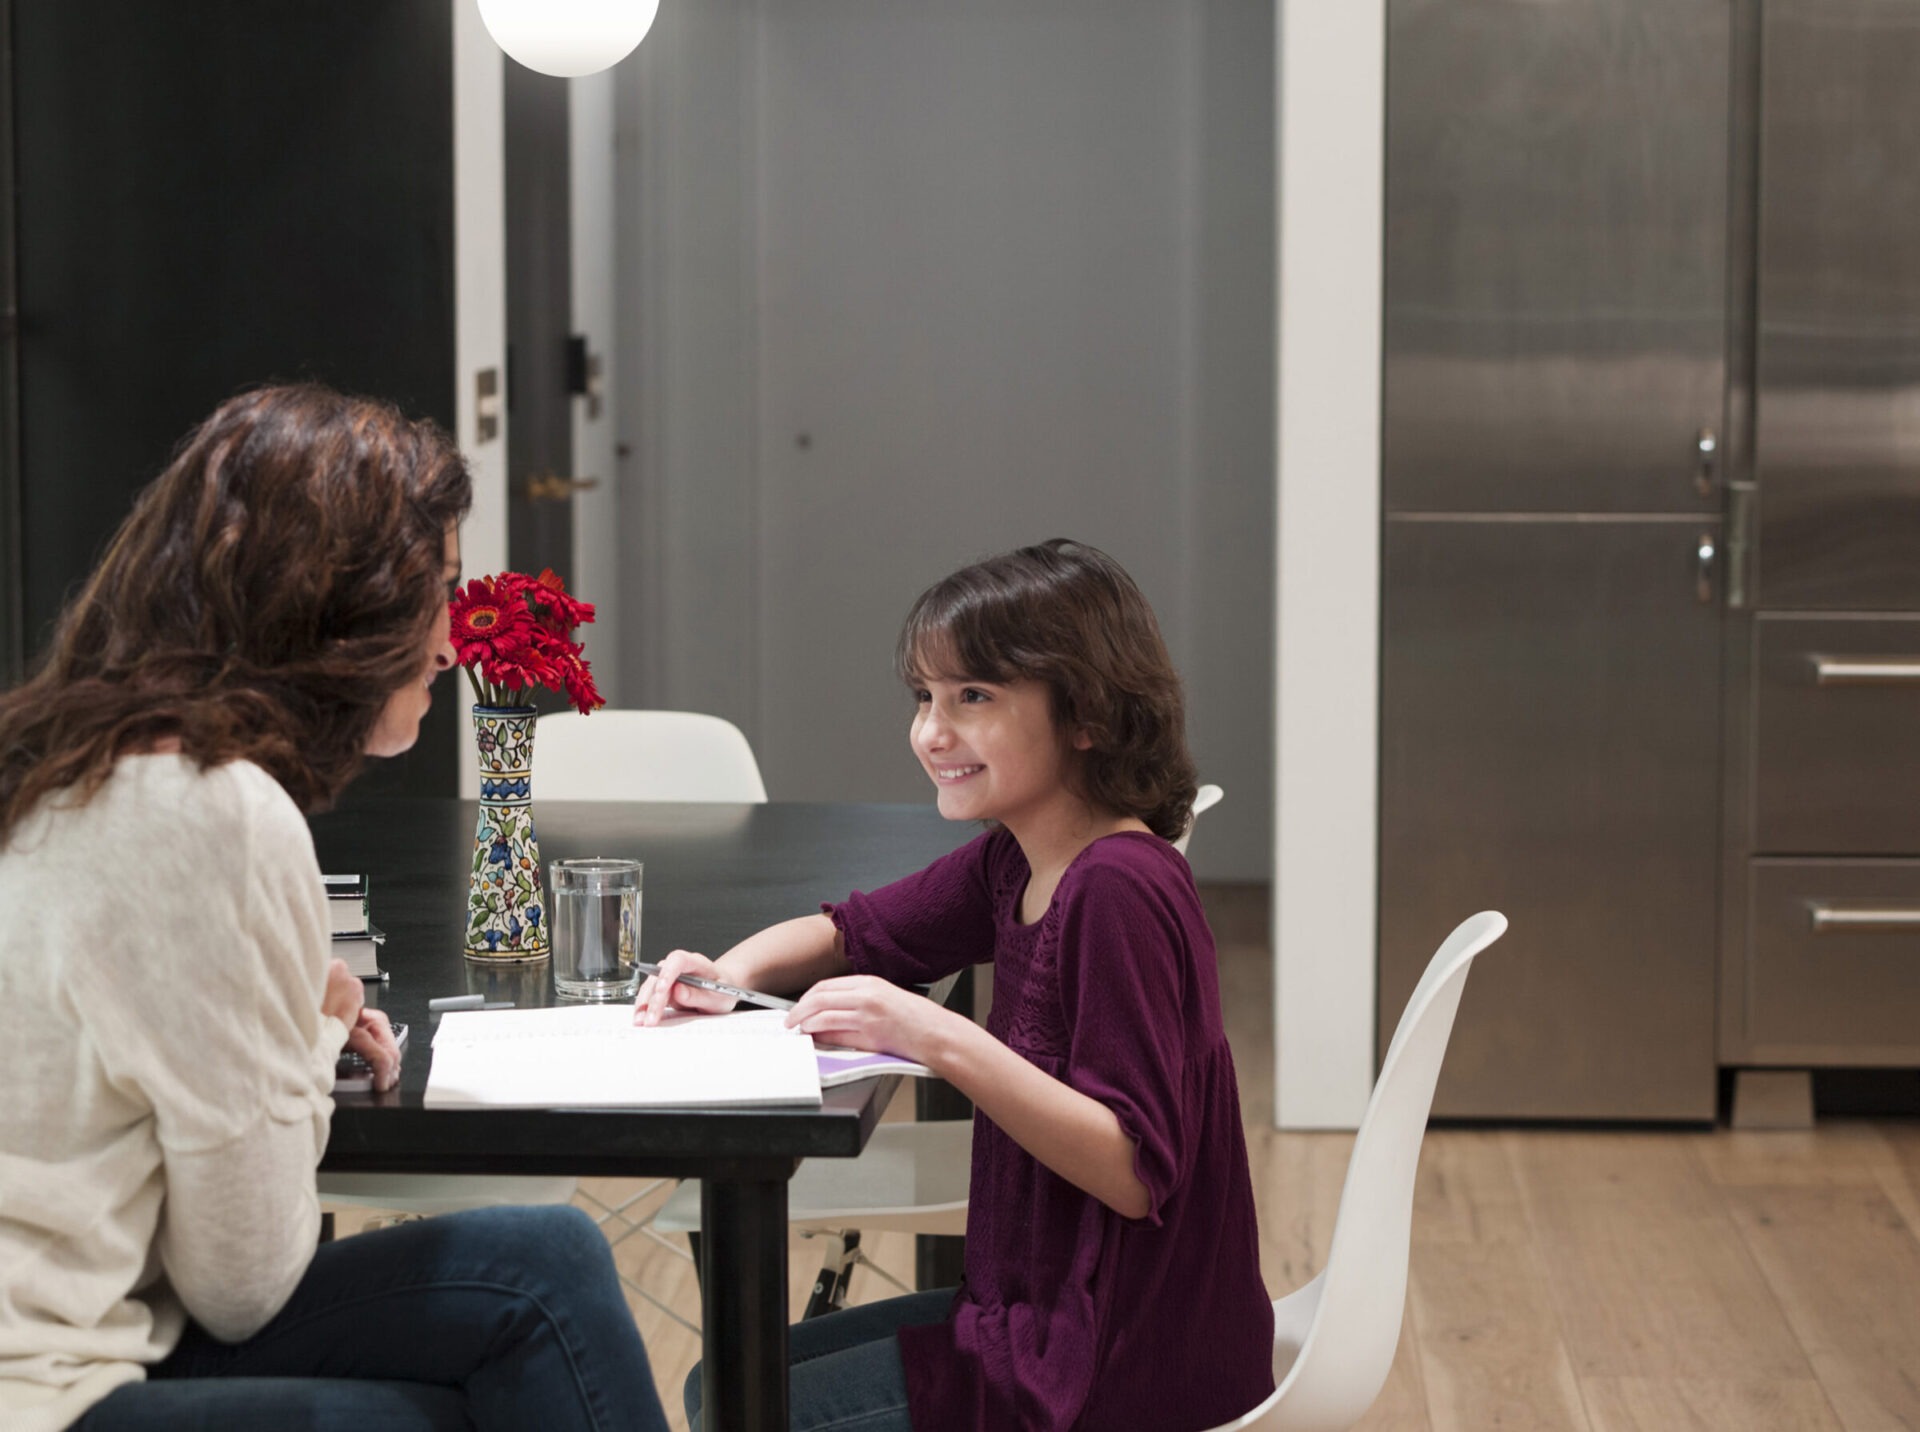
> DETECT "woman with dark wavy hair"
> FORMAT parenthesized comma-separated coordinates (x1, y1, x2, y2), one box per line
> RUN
(0, 385, 667, 1432)
(644, 540, 1273, 1431)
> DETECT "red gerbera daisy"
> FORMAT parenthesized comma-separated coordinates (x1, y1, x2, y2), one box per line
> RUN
(446, 570, 606, 714)
(484, 643, 565, 695)
(528, 567, 596, 631)
(449, 578, 536, 667)
(557, 644, 606, 715)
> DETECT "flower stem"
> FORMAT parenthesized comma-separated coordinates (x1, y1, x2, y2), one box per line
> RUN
(464, 665, 488, 707)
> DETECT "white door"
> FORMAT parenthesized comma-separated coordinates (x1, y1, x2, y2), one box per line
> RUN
(754, 2, 1200, 801)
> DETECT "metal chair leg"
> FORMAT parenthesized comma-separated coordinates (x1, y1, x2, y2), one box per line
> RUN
(797, 1228, 916, 1319)
(802, 1230, 860, 1319)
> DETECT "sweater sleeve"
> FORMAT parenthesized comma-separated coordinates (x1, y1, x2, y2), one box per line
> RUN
(151, 1078, 342, 1343)
(824, 831, 1002, 985)
(83, 763, 347, 1341)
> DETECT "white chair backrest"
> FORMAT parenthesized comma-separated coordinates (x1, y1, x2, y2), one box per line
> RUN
(1172, 782, 1225, 855)
(1268, 910, 1506, 1429)
(534, 710, 769, 803)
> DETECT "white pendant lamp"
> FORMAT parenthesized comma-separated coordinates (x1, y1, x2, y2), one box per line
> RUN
(477, 0, 661, 78)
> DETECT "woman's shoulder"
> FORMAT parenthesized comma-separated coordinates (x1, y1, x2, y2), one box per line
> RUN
(92, 754, 305, 852)
(115, 751, 291, 808)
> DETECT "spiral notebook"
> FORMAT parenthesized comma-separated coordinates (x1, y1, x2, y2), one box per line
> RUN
(814, 1046, 933, 1088)
(424, 1006, 823, 1109)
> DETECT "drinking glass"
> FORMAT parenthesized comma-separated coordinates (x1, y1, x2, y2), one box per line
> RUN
(549, 857, 642, 1000)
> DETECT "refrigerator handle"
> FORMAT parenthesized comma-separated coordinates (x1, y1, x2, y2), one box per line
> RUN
(1695, 531, 1717, 604)
(1809, 904, 1920, 933)
(1810, 657, 1920, 685)
(1695, 427, 1719, 496)
(1723, 480, 1754, 610)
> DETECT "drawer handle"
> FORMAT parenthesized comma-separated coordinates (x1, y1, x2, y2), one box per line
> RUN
(1811, 657, 1920, 685)
(1808, 904, 1920, 933)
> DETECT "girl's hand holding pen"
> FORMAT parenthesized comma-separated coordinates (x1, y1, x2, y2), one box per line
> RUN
(633, 948, 736, 1025)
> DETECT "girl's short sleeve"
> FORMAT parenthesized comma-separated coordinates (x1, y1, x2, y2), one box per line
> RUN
(825, 831, 1003, 985)
(1053, 854, 1191, 1226)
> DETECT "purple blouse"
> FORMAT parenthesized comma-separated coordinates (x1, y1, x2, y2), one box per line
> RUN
(826, 829, 1274, 1431)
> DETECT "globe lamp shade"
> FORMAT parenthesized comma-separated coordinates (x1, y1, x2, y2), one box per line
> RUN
(478, 0, 661, 78)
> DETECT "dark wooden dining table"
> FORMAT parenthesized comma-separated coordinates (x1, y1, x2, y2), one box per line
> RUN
(308, 795, 972, 1432)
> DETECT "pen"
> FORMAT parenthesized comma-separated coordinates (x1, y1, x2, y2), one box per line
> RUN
(426, 995, 516, 1012)
(633, 962, 797, 1012)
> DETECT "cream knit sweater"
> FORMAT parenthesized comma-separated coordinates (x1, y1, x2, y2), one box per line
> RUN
(0, 755, 348, 1431)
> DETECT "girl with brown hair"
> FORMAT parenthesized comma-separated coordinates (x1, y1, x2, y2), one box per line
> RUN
(0, 384, 667, 1432)
(644, 539, 1274, 1431)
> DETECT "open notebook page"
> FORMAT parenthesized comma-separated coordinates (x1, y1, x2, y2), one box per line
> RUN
(424, 1005, 822, 1109)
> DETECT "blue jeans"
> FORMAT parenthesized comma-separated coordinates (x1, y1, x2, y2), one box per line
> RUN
(684, 1288, 954, 1432)
(76, 1204, 667, 1432)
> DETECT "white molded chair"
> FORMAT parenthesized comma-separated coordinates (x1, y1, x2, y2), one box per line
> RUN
(1173, 782, 1224, 855)
(1201, 910, 1508, 1432)
(320, 710, 768, 1297)
(546, 709, 768, 1322)
(533, 709, 768, 803)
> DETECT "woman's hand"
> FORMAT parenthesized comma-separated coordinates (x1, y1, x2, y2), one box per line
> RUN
(345, 1007, 402, 1093)
(322, 961, 400, 1091)
(785, 975, 961, 1068)
(634, 949, 737, 1025)
(321, 957, 365, 1029)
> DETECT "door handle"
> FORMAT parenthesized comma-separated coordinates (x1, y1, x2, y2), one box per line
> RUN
(1809, 904, 1920, 933)
(1810, 657, 1920, 685)
(520, 473, 602, 502)
(1695, 532, 1716, 604)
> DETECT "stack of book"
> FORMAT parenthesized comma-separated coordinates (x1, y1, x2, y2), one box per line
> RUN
(322, 873, 387, 981)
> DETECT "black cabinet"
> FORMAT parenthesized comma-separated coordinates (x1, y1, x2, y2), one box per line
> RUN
(2, 1, 459, 795)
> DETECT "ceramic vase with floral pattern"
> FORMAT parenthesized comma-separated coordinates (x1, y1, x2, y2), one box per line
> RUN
(466, 706, 549, 962)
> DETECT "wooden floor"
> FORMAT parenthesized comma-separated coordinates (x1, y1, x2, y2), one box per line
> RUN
(335, 885, 1920, 1430)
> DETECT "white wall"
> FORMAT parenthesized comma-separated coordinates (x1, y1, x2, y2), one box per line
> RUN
(612, 0, 1274, 882)
(570, 69, 623, 704)
(453, 0, 507, 800)
(1273, 0, 1383, 1128)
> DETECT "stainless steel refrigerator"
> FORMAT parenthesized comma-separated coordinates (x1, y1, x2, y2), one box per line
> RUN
(1378, 0, 1920, 1119)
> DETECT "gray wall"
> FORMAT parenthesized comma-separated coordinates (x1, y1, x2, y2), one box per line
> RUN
(614, 0, 1273, 880)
